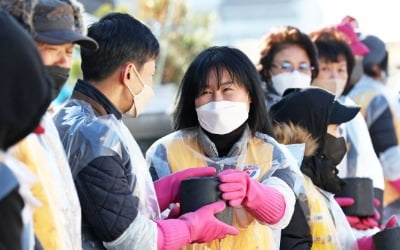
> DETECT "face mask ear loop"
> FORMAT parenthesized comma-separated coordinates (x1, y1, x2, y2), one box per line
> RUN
(132, 65, 146, 91)
(123, 64, 145, 99)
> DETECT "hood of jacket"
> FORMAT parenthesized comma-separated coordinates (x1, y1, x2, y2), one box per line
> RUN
(270, 89, 347, 194)
(0, 0, 37, 33)
(0, 10, 51, 150)
(273, 122, 319, 158)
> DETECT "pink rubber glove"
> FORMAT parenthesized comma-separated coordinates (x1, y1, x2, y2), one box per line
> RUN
(167, 205, 180, 219)
(335, 197, 380, 230)
(357, 216, 399, 250)
(381, 215, 398, 229)
(218, 169, 286, 224)
(357, 236, 373, 250)
(335, 197, 362, 228)
(154, 167, 216, 211)
(335, 197, 355, 207)
(389, 178, 400, 193)
(156, 201, 238, 250)
(353, 200, 381, 230)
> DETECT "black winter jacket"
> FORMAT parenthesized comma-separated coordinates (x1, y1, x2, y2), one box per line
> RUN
(367, 96, 398, 154)
(0, 163, 24, 250)
(55, 80, 140, 247)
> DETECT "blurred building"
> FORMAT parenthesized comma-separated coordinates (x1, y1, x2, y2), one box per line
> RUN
(80, 0, 115, 14)
(186, 0, 322, 62)
(77, 0, 326, 153)
(215, 0, 322, 45)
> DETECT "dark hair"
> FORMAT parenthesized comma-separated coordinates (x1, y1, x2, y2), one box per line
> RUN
(364, 51, 388, 77)
(258, 26, 319, 84)
(174, 46, 274, 136)
(81, 13, 159, 81)
(310, 30, 355, 94)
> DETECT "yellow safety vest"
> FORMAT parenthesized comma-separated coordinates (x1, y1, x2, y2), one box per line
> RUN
(302, 176, 340, 249)
(166, 135, 276, 250)
(11, 135, 68, 250)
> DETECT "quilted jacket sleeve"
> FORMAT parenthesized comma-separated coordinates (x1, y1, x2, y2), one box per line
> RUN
(369, 106, 398, 155)
(75, 155, 140, 242)
(367, 96, 398, 155)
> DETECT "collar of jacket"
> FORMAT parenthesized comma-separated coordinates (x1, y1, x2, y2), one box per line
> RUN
(71, 79, 122, 119)
(197, 125, 250, 158)
(263, 81, 282, 108)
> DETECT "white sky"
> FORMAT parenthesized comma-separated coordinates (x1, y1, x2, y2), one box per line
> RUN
(318, 0, 400, 43)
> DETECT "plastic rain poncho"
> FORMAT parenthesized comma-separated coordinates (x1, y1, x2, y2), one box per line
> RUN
(293, 173, 358, 250)
(9, 113, 81, 250)
(54, 99, 160, 250)
(348, 75, 400, 206)
(146, 126, 299, 250)
(1, 151, 38, 250)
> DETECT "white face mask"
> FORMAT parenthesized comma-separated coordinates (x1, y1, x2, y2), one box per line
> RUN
(312, 78, 347, 98)
(125, 67, 154, 117)
(196, 101, 249, 135)
(271, 71, 312, 96)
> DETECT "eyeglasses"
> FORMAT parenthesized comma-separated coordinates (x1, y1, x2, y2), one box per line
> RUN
(271, 62, 315, 74)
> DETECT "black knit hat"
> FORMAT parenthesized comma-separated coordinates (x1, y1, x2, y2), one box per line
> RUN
(0, 9, 52, 149)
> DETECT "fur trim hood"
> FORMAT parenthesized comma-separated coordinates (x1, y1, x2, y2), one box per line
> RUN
(273, 122, 319, 157)
(0, 0, 86, 35)
(58, 0, 85, 34)
(0, 0, 37, 33)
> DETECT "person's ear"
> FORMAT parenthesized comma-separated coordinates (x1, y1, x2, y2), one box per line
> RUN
(119, 63, 134, 86)
(248, 94, 252, 104)
(263, 68, 270, 78)
(371, 65, 382, 78)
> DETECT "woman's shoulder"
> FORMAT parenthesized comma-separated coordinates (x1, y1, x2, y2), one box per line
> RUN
(254, 131, 278, 145)
(146, 127, 199, 155)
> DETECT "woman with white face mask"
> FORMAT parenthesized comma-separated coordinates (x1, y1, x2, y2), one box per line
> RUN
(147, 46, 299, 250)
(310, 29, 385, 238)
(258, 26, 319, 108)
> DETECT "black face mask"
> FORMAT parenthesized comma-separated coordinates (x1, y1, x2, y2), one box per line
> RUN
(324, 134, 347, 165)
(301, 155, 345, 194)
(45, 66, 70, 100)
(301, 134, 347, 194)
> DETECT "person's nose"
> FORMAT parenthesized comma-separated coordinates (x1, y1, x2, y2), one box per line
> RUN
(211, 92, 224, 102)
(329, 70, 339, 79)
(54, 53, 72, 68)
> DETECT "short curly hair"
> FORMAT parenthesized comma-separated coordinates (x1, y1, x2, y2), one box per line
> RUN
(310, 28, 355, 95)
(258, 26, 319, 85)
